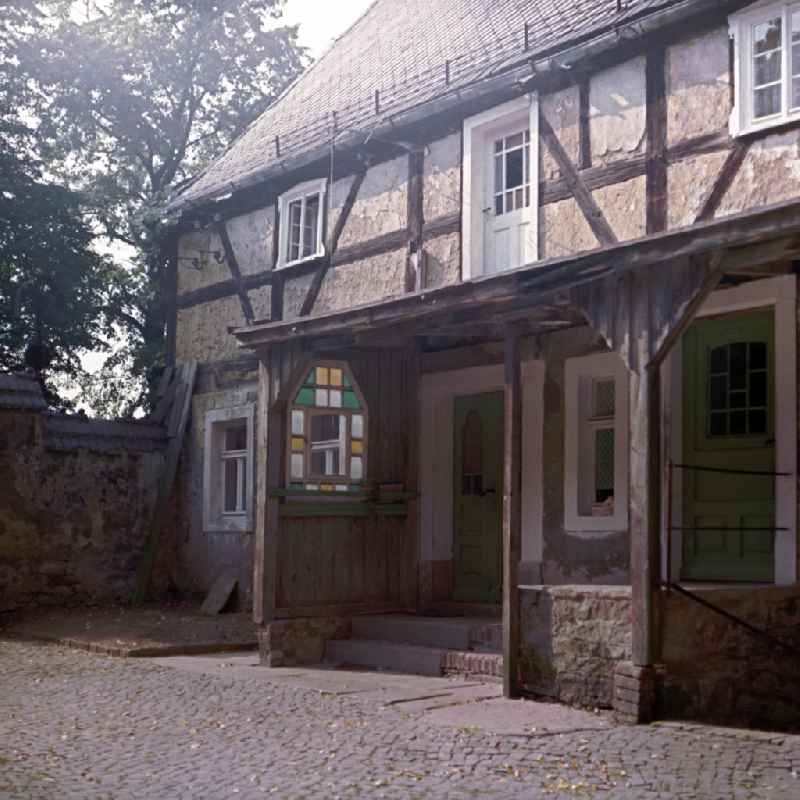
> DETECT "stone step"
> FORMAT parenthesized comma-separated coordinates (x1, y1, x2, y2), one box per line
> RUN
(351, 615, 502, 652)
(325, 639, 448, 676)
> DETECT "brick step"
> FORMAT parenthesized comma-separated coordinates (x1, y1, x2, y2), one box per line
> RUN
(351, 615, 502, 652)
(324, 638, 504, 679)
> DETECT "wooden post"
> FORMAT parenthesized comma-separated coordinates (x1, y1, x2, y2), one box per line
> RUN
(253, 357, 270, 624)
(502, 328, 522, 698)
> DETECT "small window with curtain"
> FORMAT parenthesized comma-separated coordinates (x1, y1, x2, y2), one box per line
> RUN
(277, 178, 326, 268)
(287, 364, 367, 492)
(203, 405, 255, 533)
(730, 2, 800, 135)
(564, 352, 629, 533)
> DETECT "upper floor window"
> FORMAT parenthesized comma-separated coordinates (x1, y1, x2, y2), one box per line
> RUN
(731, 2, 800, 135)
(277, 178, 326, 268)
(564, 352, 629, 533)
(462, 95, 539, 280)
(288, 363, 367, 492)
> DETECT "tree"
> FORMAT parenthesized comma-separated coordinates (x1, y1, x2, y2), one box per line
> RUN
(0, 1, 134, 409)
(21, 0, 306, 411)
(0, 124, 131, 408)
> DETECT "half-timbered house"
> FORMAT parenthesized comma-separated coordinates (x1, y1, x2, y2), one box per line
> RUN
(162, 0, 800, 726)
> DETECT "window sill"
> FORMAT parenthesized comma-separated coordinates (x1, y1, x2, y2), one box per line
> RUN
(276, 250, 326, 272)
(204, 516, 252, 534)
(732, 109, 800, 139)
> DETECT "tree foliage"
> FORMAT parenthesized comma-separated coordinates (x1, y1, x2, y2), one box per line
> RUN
(7, 0, 305, 413)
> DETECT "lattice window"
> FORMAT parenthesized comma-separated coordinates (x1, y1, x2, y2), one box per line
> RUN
(730, 2, 800, 135)
(493, 129, 531, 216)
(277, 178, 326, 268)
(288, 364, 366, 491)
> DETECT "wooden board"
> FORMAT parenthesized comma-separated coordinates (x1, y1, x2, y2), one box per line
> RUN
(201, 572, 238, 616)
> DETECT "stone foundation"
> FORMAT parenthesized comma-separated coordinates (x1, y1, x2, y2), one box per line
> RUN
(257, 617, 351, 667)
(519, 585, 632, 707)
(658, 585, 800, 730)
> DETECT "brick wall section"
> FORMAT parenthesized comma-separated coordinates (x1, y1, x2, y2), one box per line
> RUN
(613, 662, 657, 723)
(258, 618, 352, 667)
(520, 585, 632, 708)
(0, 408, 165, 612)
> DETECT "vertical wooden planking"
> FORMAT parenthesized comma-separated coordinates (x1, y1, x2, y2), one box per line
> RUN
(578, 80, 592, 171)
(502, 329, 522, 698)
(404, 344, 421, 610)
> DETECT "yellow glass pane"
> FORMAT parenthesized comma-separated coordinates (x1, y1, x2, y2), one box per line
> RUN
(291, 437, 305, 452)
(320, 484, 334, 492)
(329, 368, 343, 387)
(351, 440, 363, 455)
(316, 366, 330, 386)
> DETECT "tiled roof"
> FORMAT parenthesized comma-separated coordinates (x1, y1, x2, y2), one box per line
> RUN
(43, 415, 167, 453)
(169, 0, 683, 212)
(0, 373, 46, 412)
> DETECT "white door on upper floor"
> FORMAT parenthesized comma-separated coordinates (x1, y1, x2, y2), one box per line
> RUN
(483, 127, 535, 274)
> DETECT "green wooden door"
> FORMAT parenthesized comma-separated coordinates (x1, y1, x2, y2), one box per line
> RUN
(682, 309, 775, 582)
(453, 392, 504, 603)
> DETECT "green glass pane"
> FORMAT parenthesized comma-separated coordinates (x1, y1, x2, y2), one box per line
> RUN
(343, 374, 352, 387)
(343, 390, 360, 409)
(348, 484, 361, 492)
(289, 482, 304, 490)
(305, 369, 316, 385)
(296, 387, 315, 406)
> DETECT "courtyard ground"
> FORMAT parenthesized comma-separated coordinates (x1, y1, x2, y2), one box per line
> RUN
(1, 638, 799, 799)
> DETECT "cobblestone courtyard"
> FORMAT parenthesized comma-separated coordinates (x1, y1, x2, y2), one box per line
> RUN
(1, 639, 799, 799)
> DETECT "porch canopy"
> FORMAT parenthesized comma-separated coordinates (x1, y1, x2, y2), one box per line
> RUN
(233, 197, 800, 698)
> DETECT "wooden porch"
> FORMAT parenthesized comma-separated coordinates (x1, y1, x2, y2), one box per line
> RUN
(236, 198, 800, 704)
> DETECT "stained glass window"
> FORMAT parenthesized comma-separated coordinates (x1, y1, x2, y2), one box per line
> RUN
(288, 364, 366, 491)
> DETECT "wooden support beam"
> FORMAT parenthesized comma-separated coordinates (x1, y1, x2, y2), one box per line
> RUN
(253, 355, 284, 624)
(300, 168, 368, 317)
(645, 47, 668, 234)
(539, 113, 618, 246)
(578, 80, 592, 171)
(216, 221, 255, 324)
(270, 205, 283, 322)
(134, 361, 197, 603)
(502, 327, 522, 699)
(694, 140, 752, 223)
(407, 148, 426, 292)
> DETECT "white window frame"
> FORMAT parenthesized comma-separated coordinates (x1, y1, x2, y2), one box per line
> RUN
(564, 352, 629, 533)
(203, 404, 255, 533)
(276, 178, 326, 269)
(730, 0, 800, 136)
(462, 94, 540, 280)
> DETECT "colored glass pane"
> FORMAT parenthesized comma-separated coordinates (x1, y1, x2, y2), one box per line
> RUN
(330, 368, 343, 387)
(305, 369, 316, 385)
(348, 484, 361, 492)
(320, 484, 334, 492)
(291, 437, 305, 452)
(296, 387, 315, 406)
(343, 390, 360, 409)
(343, 374, 352, 387)
(317, 367, 330, 386)
(351, 439, 363, 455)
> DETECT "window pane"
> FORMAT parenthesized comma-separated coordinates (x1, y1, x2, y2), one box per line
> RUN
(709, 412, 727, 436)
(291, 409, 305, 435)
(730, 410, 747, 435)
(329, 389, 342, 408)
(224, 424, 247, 452)
(290, 453, 304, 479)
(750, 341, 767, 370)
(350, 456, 363, 481)
(754, 50, 781, 86)
(593, 379, 615, 418)
(494, 154, 503, 195)
(749, 370, 767, 406)
(710, 375, 728, 410)
(288, 199, 302, 261)
(755, 84, 781, 118)
(311, 414, 340, 442)
(352, 414, 364, 439)
(505, 148, 524, 189)
(316, 388, 329, 407)
(506, 132, 523, 149)
(223, 458, 240, 512)
(311, 449, 340, 476)
(749, 409, 767, 434)
(303, 194, 320, 257)
(754, 17, 782, 54)
(595, 428, 615, 503)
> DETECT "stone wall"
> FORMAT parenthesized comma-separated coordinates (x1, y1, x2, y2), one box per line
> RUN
(258, 617, 352, 667)
(519, 585, 632, 708)
(659, 586, 800, 730)
(0, 409, 165, 613)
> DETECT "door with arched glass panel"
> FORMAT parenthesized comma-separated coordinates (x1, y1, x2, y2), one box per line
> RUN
(453, 392, 503, 603)
(682, 310, 775, 582)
